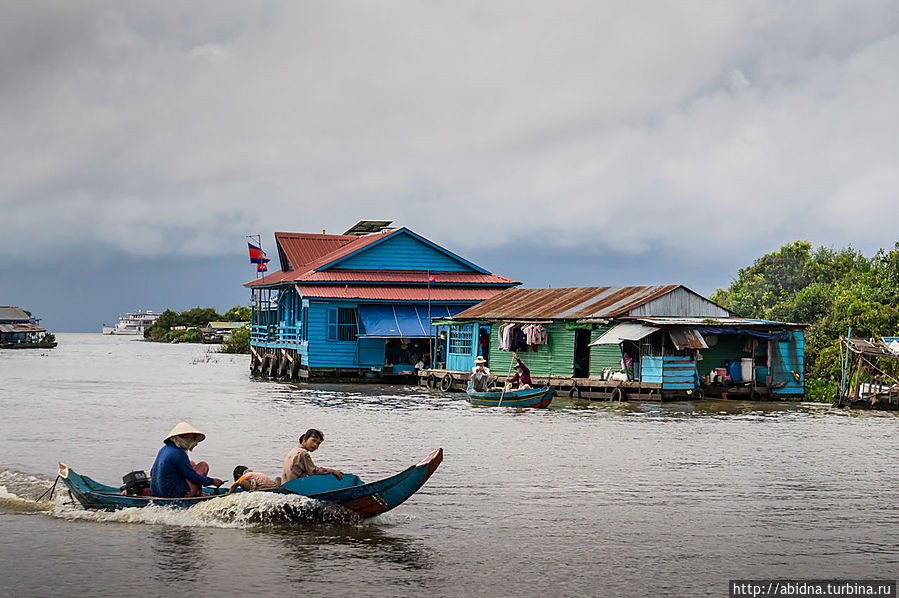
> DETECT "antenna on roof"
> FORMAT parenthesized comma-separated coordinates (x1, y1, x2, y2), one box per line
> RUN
(342, 220, 393, 236)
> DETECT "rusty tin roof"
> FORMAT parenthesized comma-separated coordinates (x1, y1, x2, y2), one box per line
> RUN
(450, 286, 681, 320)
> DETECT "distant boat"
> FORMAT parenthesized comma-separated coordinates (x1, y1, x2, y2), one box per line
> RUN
(102, 310, 160, 335)
(466, 385, 554, 408)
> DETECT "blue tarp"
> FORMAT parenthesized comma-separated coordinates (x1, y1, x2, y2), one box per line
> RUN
(697, 327, 791, 341)
(358, 305, 464, 338)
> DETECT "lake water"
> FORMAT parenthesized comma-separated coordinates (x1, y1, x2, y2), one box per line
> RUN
(1, 333, 898, 597)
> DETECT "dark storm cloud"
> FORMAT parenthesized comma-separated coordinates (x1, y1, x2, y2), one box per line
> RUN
(1, 1, 897, 281)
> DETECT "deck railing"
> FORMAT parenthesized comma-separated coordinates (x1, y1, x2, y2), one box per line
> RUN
(250, 323, 301, 345)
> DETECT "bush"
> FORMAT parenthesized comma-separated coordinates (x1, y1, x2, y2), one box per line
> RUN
(220, 326, 250, 354)
(41, 332, 56, 344)
(163, 328, 202, 343)
(805, 378, 839, 403)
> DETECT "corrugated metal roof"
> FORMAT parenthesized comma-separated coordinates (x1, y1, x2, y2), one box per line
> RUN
(589, 323, 659, 346)
(294, 269, 518, 285)
(274, 232, 359, 270)
(246, 227, 518, 289)
(0, 323, 44, 333)
(631, 316, 805, 327)
(0, 306, 30, 322)
(451, 286, 680, 320)
(294, 285, 504, 302)
(668, 327, 709, 350)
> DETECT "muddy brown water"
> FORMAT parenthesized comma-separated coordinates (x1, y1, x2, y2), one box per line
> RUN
(1, 334, 898, 597)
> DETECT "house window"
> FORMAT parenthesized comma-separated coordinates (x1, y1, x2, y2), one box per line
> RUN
(448, 325, 472, 354)
(328, 307, 358, 342)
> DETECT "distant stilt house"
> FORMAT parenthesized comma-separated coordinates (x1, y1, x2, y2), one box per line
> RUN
(244, 222, 519, 382)
(426, 286, 805, 401)
(0, 306, 56, 349)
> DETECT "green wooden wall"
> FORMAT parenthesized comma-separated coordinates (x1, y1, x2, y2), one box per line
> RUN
(589, 324, 621, 375)
(487, 322, 575, 377)
(697, 334, 749, 376)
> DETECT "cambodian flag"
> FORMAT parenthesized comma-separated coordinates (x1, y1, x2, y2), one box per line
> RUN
(257, 260, 269, 273)
(428, 272, 438, 283)
(248, 242, 267, 264)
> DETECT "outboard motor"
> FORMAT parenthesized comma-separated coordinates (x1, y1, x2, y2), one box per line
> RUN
(122, 470, 150, 496)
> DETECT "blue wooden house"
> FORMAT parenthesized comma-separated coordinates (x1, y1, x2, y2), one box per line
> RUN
(244, 222, 519, 381)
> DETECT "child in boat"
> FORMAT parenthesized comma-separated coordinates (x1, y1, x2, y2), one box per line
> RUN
(227, 465, 280, 494)
(282, 429, 344, 482)
(509, 353, 532, 390)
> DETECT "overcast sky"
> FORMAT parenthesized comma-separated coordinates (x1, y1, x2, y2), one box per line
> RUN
(2, 1, 898, 331)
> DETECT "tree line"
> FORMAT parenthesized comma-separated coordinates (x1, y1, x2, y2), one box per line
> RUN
(144, 305, 250, 353)
(710, 241, 899, 399)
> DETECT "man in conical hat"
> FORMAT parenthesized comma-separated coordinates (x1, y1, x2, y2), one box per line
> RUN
(149, 422, 223, 498)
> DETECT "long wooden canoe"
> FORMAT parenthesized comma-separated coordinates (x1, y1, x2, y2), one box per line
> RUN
(56, 448, 442, 519)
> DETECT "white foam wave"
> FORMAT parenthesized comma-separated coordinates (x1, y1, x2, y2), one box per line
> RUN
(46, 491, 357, 529)
(0, 485, 22, 501)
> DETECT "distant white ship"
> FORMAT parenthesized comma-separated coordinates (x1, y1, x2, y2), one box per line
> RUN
(101, 310, 161, 335)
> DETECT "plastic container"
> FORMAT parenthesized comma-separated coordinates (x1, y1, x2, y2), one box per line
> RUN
(740, 358, 753, 382)
(726, 360, 742, 382)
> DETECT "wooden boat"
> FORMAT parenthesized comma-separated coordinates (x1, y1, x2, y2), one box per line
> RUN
(466, 385, 554, 408)
(55, 448, 442, 519)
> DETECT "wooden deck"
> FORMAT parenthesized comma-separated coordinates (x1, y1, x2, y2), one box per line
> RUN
(417, 369, 680, 401)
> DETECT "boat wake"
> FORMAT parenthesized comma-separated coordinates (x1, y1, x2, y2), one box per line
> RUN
(47, 491, 360, 528)
(1, 468, 361, 528)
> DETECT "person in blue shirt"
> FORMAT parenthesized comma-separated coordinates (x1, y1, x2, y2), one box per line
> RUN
(150, 422, 223, 498)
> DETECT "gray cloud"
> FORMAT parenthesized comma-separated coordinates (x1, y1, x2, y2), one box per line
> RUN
(2, 1, 898, 265)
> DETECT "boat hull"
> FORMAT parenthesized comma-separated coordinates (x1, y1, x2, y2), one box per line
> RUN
(56, 448, 442, 519)
(466, 386, 554, 408)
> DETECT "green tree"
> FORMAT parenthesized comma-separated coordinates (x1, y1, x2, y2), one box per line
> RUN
(713, 240, 899, 386)
(222, 305, 251, 322)
(220, 325, 250, 354)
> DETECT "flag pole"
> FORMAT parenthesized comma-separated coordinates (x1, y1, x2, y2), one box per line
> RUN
(428, 272, 432, 367)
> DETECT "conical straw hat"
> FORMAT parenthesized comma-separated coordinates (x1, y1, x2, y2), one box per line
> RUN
(164, 421, 206, 443)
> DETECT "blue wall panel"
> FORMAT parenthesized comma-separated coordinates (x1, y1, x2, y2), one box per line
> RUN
(662, 356, 698, 390)
(446, 323, 477, 372)
(334, 233, 476, 272)
(641, 357, 663, 383)
(306, 301, 361, 367)
(357, 337, 385, 367)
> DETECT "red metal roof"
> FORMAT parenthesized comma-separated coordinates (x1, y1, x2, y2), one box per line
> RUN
(274, 232, 360, 270)
(246, 227, 518, 289)
(293, 286, 505, 301)
(294, 269, 518, 285)
(450, 286, 681, 320)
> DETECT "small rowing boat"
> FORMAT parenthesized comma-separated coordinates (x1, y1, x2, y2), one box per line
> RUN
(56, 448, 442, 519)
(466, 386, 554, 408)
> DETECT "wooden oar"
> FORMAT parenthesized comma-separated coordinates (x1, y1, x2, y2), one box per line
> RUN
(497, 356, 516, 407)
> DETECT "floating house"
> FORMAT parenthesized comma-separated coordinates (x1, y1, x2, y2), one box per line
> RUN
(427, 286, 804, 400)
(0, 306, 56, 349)
(835, 336, 899, 410)
(201, 321, 248, 344)
(245, 222, 519, 381)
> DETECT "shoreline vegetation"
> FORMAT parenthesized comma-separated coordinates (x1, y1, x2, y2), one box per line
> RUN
(142, 306, 250, 354)
(712, 241, 899, 403)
